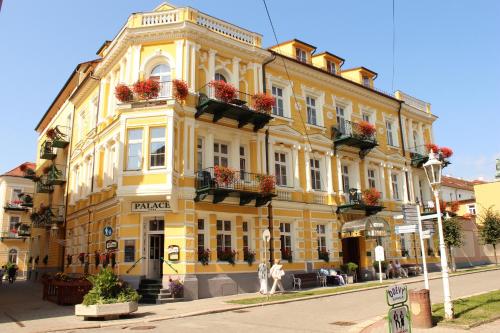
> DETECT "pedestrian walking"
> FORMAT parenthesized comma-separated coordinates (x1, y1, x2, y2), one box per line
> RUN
(8, 264, 17, 284)
(269, 259, 285, 294)
(258, 261, 268, 294)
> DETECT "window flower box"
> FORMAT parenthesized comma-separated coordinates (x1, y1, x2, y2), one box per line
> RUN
(252, 93, 275, 114)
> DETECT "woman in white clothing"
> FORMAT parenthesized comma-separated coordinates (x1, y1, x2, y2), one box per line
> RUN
(269, 259, 285, 294)
(258, 262, 268, 294)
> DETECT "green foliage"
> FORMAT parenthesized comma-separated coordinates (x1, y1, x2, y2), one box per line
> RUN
(479, 207, 500, 246)
(372, 260, 388, 273)
(443, 217, 464, 248)
(82, 268, 140, 306)
(341, 262, 358, 275)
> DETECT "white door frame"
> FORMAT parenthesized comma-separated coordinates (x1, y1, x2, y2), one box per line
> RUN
(141, 215, 165, 278)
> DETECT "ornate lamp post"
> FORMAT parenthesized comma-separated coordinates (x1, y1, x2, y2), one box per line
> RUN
(423, 151, 454, 320)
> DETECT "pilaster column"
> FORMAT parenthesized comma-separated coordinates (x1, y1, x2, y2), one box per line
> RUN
(304, 149, 311, 192)
(326, 153, 333, 194)
(184, 118, 195, 176)
(407, 119, 414, 151)
(207, 49, 217, 86)
(387, 165, 393, 200)
(402, 168, 409, 203)
(230, 134, 240, 170)
(292, 145, 300, 188)
(132, 45, 141, 83)
(232, 57, 240, 88)
(175, 40, 185, 80)
(379, 162, 387, 199)
(206, 132, 214, 168)
(336, 155, 343, 195)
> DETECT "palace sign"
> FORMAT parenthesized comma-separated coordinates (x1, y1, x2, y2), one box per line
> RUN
(131, 201, 171, 212)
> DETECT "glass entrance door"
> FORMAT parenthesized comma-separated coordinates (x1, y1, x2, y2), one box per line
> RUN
(147, 234, 164, 279)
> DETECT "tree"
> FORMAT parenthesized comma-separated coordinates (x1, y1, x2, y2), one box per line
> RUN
(479, 207, 500, 265)
(443, 216, 464, 272)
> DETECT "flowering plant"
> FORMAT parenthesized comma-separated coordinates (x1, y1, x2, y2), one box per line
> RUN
(209, 80, 236, 103)
(426, 143, 439, 153)
(358, 121, 376, 137)
(318, 249, 330, 262)
(115, 84, 133, 102)
(243, 249, 256, 265)
(281, 248, 293, 263)
(172, 79, 189, 102)
(440, 147, 453, 159)
(214, 165, 235, 186)
(133, 79, 160, 100)
(198, 248, 211, 265)
(217, 248, 237, 265)
(46, 128, 57, 140)
(252, 93, 275, 114)
(169, 279, 184, 298)
(258, 175, 276, 194)
(362, 188, 381, 206)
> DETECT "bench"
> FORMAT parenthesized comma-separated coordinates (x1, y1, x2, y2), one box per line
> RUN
(402, 265, 421, 276)
(291, 273, 319, 290)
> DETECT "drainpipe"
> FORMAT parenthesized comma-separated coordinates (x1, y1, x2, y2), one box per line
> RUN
(397, 101, 412, 202)
(262, 55, 276, 263)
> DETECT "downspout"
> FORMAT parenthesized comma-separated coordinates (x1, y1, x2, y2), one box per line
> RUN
(262, 55, 276, 263)
(398, 101, 411, 202)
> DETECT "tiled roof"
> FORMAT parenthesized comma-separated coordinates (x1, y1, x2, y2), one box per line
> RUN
(442, 176, 479, 191)
(1, 162, 36, 177)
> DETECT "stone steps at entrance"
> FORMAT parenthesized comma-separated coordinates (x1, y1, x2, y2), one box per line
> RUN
(138, 279, 179, 304)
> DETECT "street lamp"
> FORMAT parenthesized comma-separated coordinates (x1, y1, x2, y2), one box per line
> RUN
(423, 151, 454, 320)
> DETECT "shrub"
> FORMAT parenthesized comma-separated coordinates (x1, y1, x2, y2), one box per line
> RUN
(172, 79, 189, 102)
(209, 80, 236, 103)
(244, 249, 256, 265)
(341, 262, 358, 275)
(372, 260, 388, 273)
(115, 84, 133, 102)
(82, 268, 140, 305)
(318, 250, 330, 263)
(252, 93, 275, 113)
(133, 79, 160, 100)
(169, 279, 184, 298)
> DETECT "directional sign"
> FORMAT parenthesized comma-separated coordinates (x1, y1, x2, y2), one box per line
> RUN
(103, 226, 113, 237)
(395, 224, 418, 234)
(386, 284, 408, 306)
(375, 245, 385, 261)
(388, 305, 411, 333)
(402, 204, 419, 225)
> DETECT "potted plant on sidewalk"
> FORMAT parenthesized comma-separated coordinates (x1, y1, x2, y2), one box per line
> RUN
(75, 268, 140, 320)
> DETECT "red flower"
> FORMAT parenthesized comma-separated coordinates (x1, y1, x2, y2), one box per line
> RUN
(252, 93, 275, 114)
(440, 147, 453, 158)
(358, 121, 376, 137)
(214, 165, 235, 186)
(172, 79, 189, 102)
(46, 128, 57, 140)
(362, 188, 381, 206)
(115, 84, 133, 102)
(133, 79, 160, 100)
(426, 143, 439, 153)
(258, 175, 276, 193)
(209, 80, 236, 103)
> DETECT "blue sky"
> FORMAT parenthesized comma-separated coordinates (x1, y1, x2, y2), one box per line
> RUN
(0, 1, 498, 180)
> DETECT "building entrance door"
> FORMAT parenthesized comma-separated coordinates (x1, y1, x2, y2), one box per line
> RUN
(342, 237, 360, 279)
(147, 234, 164, 279)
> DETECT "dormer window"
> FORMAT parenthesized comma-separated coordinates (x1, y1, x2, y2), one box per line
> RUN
(327, 61, 336, 74)
(362, 76, 370, 87)
(296, 48, 307, 63)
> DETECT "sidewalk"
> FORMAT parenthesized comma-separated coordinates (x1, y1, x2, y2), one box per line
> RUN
(0, 266, 498, 333)
(360, 317, 500, 333)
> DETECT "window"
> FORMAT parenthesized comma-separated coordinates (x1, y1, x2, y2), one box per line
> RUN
(327, 61, 336, 74)
(280, 222, 292, 258)
(306, 96, 317, 125)
(310, 159, 322, 190)
(197, 137, 203, 171)
(126, 128, 143, 170)
(106, 145, 116, 184)
(317, 224, 326, 252)
(400, 236, 408, 257)
(214, 142, 229, 167)
(214, 72, 227, 82)
(150, 64, 171, 97)
(242, 221, 251, 258)
(9, 216, 20, 233)
(296, 48, 307, 63)
(342, 165, 350, 194)
(216, 220, 232, 259)
(336, 106, 346, 134)
(11, 188, 22, 204)
(368, 169, 377, 189)
(362, 113, 371, 123)
(467, 204, 476, 215)
(124, 240, 135, 262)
(271, 86, 284, 117)
(274, 152, 288, 186)
(413, 130, 419, 152)
(392, 173, 400, 200)
(239, 146, 247, 179)
(386, 120, 395, 146)
(362, 76, 370, 87)
(149, 219, 164, 231)
(8, 249, 18, 264)
(149, 127, 166, 168)
(197, 219, 206, 261)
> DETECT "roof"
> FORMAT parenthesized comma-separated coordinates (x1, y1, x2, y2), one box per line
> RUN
(313, 51, 345, 65)
(442, 176, 477, 191)
(341, 66, 378, 78)
(269, 38, 317, 52)
(1, 162, 36, 177)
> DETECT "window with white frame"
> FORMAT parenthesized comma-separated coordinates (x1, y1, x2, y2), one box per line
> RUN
(214, 142, 229, 167)
(310, 158, 322, 190)
(216, 220, 232, 259)
(197, 219, 207, 261)
(9, 216, 20, 233)
(197, 137, 203, 171)
(11, 188, 22, 203)
(280, 222, 292, 258)
(126, 128, 143, 170)
(239, 146, 247, 178)
(362, 76, 370, 87)
(150, 64, 171, 97)
(214, 72, 227, 82)
(367, 168, 377, 189)
(242, 221, 252, 256)
(336, 106, 347, 134)
(342, 165, 350, 194)
(391, 173, 401, 200)
(274, 152, 288, 186)
(106, 145, 116, 185)
(362, 113, 371, 123)
(296, 48, 307, 63)
(149, 127, 166, 168)
(418, 179, 425, 204)
(78, 110, 87, 142)
(306, 96, 317, 125)
(316, 224, 327, 253)
(467, 204, 476, 215)
(386, 120, 396, 146)
(327, 61, 336, 74)
(8, 249, 18, 263)
(271, 86, 284, 117)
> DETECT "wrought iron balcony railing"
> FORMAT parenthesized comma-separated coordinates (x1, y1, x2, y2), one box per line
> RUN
(332, 120, 378, 159)
(30, 205, 65, 229)
(195, 167, 276, 206)
(43, 164, 66, 186)
(195, 84, 273, 132)
(40, 140, 56, 160)
(36, 176, 54, 194)
(49, 125, 70, 149)
(116, 81, 172, 104)
(337, 188, 384, 216)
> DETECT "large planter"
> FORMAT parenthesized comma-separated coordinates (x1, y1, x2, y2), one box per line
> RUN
(75, 301, 138, 320)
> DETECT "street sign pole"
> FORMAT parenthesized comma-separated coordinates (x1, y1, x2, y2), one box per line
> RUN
(262, 229, 271, 300)
(416, 205, 430, 290)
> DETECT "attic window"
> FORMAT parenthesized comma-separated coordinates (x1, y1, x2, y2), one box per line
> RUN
(362, 76, 370, 87)
(327, 61, 336, 74)
(296, 48, 307, 63)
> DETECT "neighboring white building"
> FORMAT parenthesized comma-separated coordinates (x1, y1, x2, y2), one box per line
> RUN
(440, 176, 476, 202)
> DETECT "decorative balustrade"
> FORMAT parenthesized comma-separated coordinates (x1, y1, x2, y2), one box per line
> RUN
(276, 189, 292, 201)
(313, 192, 328, 205)
(196, 12, 258, 46)
(141, 10, 180, 26)
(42, 164, 67, 186)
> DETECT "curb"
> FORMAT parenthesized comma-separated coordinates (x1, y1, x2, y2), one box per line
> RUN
(45, 267, 500, 332)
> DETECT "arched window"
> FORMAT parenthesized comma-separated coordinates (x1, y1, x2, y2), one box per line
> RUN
(150, 64, 171, 97)
(8, 249, 18, 264)
(214, 72, 227, 82)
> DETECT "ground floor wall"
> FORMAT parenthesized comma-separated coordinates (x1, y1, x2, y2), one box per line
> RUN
(0, 239, 31, 278)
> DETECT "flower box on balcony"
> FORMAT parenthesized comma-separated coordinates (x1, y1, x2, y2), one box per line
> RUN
(44, 164, 65, 186)
(19, 193, 33, 207)
(36, 179, 54, 193)
(217, 248, 237, 265)
(40, 141, 56, 160)
(47, 126, 70, 149)
(20, 164, 36, 180)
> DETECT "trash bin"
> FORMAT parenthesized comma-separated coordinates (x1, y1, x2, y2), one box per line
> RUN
(409, 289, 433, 328)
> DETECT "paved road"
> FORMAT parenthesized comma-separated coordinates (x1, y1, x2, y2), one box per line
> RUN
(66, 270, 500, 333)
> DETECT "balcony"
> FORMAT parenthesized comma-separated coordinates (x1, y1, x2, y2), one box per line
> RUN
(332, 120, 378, 159)
(4, 201, 29, 212)
(43, 164, 66, 186)
(410, 149, 451, 168)
(30, 205, 65, 229)
(40, 140, 56, 160)
(47, 126, 70, 149)
(115, 80, 172, 106)
(36, 176, 54, 194)
(336, 188, 384, 216)
(194, 167, 276, 207)
(195, 84, 273, 132)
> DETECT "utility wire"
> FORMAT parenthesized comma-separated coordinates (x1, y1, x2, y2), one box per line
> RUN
(392, 0, 396, 92)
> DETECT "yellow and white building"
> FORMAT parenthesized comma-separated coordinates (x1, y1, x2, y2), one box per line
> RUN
(31, 3, 445, 299)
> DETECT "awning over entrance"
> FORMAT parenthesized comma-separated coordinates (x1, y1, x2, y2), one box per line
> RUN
(341, 216, 390, 238)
